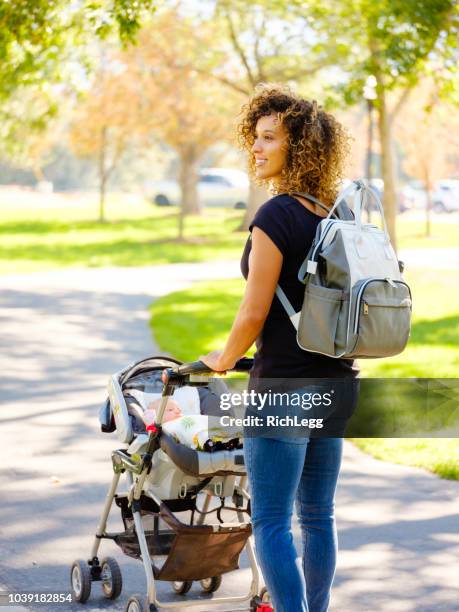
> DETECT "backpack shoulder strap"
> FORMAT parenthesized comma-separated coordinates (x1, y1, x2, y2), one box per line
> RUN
(289, 191, 337, 218)
(273, 190, 353, 330)
(289, 191, 354, 220)
(289, 191, 333, 216)
(334, 199, 354, 220)
(275, 286, 300, 330)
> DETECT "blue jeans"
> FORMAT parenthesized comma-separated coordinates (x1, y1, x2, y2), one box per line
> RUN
(244, 436, 343, 612)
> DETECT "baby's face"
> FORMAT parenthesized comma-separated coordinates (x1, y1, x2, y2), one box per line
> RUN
(163, 400, 182, 422)
(148, 398, 182, 423)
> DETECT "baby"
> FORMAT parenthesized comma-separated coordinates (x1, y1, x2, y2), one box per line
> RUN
(140, 397, 242, 453)
(143, 397, 183, 426)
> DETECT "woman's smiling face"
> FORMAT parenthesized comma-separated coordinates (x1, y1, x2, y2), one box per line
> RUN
(252, 113, 288, 186)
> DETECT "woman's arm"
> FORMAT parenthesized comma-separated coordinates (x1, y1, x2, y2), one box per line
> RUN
(200, 226, 283, 372)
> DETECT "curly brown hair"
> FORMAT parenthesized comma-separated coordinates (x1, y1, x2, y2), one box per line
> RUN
(238, 84, 351, 206)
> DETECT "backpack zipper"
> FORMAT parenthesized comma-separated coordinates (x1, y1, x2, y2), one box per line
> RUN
(353, 278, 412, 334)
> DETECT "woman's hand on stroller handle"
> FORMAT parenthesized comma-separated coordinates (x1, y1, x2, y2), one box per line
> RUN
(161, 355, 253, 388)
(199, 350, 232, 374)
(199, 351, 253, 374)
(169, 355, 253, 376)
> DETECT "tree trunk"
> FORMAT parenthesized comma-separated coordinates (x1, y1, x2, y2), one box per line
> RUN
(422, 164, 432, 238)
(179, 145, 201, 216)
(425, 190, 432, 238)
(376, 85, 397, 250)
(178, 206, 185, 241)
(98, 126, 107, 223)
(32, 164, 45, 183)
(366, 99, 374, 224)
(239, 181, 269, 231)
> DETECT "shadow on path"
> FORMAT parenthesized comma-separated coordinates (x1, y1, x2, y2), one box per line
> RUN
(0, 271, 458, 612)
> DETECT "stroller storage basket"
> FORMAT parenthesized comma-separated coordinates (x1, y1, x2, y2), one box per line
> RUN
(114, 495, 251, 581)
(115, 523, 175, 559)
(156, 503, 252, 581)
(114, 495, 177, 559)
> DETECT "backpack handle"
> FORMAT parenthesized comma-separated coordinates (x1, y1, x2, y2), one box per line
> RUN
(355, 182, 390, 243)
(328, 180, 390, 243)
(326, 180, 364, 219)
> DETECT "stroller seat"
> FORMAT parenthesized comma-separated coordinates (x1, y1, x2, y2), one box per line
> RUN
(100, 356, 246, 499)
(159, 430, 245, 477)
(127, 430, 245, 478)
(122, 385, 245, 478)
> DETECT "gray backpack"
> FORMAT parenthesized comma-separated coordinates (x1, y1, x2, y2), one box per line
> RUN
(276, 180, 412, 359)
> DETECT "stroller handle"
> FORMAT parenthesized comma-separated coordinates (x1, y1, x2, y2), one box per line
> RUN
(176, 357, 253, 376)
(161, 357, 253, 388)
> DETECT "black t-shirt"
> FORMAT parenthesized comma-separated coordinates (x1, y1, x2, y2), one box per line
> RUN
(240, 194, 359, 387)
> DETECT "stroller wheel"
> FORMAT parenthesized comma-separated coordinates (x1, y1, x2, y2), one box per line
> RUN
(200, 576, 222, 593)
(172, 580, 193, 595)
(125, 595, 158, 611)
(70, 559, 91, 603)
(100, 556, 122, 599)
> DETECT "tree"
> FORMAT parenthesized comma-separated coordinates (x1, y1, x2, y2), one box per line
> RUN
(0, 86, 60, 176)
(123, 10, 243, 234)
(70, 59, 140, 222)
(395, 79, 459, 236)
(288, 0, 459, 249)
(0, 0, 156, 95)
(0, 1, 156, 161)
(212, 0, 336, 229)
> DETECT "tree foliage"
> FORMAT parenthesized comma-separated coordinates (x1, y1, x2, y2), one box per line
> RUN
(0, 0, 156, 167)
(0, 0, 156, 98)
(282, 0, 459, 247)
(213, 0, 328, 93)
(122, 9, 244, 217)
(70, 60, 142, 221)
(395, 78, 459, 234)
(213, 0, 339, 227)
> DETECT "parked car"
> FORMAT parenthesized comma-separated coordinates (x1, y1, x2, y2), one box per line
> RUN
(339, 178, 392, 212)
(399, 179, 459, 213)
(147, 168, 249, 209)
(341, 178, 414, 214)
(432, 180, 459, 213)
(398, 181, 428, 212)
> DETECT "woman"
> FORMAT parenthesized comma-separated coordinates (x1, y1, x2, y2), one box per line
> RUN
(200, 85, 359, 612)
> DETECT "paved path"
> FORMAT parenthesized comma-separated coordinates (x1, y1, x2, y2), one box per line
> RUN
(1, 261, 458, 612)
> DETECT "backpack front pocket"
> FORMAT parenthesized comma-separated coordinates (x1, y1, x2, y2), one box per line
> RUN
(297, 284, 344, 356)
(349, 279, 412, 357)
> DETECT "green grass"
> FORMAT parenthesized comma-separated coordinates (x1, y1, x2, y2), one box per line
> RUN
(396, 217, 459, 249)
(0, 189, 458, 273)
(150, 268, 459, 376)
(0, 190, 160, 222)
(149, 268, 459, 479)
(149, 279, 249, 361)
(351, 438, 459, 480)
(0, 194, 247, 273)
(359, 268, 459, 377)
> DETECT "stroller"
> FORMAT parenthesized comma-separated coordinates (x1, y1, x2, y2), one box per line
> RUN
(70, 355, 273, 612)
